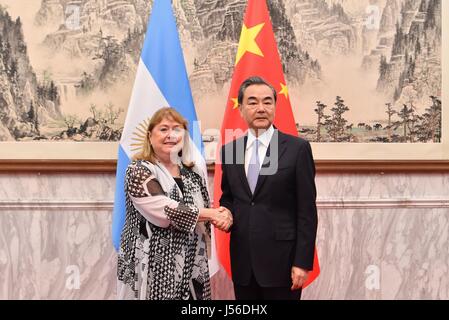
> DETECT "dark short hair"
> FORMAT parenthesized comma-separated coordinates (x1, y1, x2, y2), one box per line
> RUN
(237, 76, 277, 105)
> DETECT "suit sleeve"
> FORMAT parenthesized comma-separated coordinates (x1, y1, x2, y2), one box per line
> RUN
(294, 140, 318, 270)
(219, 145, 234, 215)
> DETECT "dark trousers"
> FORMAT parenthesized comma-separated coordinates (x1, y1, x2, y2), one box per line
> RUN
(233, 273, 302, 300)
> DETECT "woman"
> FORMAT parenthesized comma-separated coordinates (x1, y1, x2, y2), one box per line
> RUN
(117, 107, 231, 300)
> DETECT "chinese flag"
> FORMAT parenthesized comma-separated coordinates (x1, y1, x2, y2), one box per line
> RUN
(213, 0, 320, 288)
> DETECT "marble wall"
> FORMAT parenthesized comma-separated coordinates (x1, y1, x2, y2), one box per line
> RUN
(304, 172, 449, 300)
(0, 172, 448, 299)
(0, 174, 117, 299)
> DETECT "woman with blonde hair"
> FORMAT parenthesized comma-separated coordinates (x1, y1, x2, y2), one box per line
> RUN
(117, 107, 231, 300)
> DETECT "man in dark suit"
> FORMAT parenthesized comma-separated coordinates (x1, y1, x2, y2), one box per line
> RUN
(219, 76, 318, 300)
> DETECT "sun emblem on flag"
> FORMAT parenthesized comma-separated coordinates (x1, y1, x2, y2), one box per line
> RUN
(130, 118, 151, 153)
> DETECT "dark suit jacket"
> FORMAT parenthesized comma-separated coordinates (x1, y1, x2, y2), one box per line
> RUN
(220, 129, 317, 287)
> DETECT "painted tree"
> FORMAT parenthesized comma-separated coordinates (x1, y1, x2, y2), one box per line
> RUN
(385, 103, 396, 142)
(27, 100, 35, 126)
(8, 58, 18, 80)
(34, 105, 40, 136)
(407, 110, 422, 143)
(36, 80, 61, 108)
(419, 96, 441, 142)
(63, 115, 80, 130)
(397, 86, 419, 142)
(89, 103, 102, 121)
(78, 71, 96, 94)
(324, 96, 350, 142)
(105, 103, 124, 125)
(314, 101, 328, 142)
(49, 81, 59, 103)
(393, 104, 413, 142)
(97, 37, 125, 86)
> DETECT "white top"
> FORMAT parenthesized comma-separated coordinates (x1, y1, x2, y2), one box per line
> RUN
(244, 125, 274, 175)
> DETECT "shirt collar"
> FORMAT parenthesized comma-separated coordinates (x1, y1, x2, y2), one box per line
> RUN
(246, 125, 274, 150)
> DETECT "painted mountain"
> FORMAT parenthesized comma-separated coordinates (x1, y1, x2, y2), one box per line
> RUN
(0, 0, 442, 143)
(0, 0, 320, 141)
(292, 0, 442, 143)
(0, 6, 62, 141)
(0, 0, 151, 141)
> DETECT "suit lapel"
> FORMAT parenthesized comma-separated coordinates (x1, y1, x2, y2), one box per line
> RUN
(252, 130, 288, 197)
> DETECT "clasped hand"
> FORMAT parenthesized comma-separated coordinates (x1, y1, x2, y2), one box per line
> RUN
(211, 206, 233, 232)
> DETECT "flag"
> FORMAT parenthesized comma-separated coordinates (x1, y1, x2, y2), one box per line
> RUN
(111, 0, 218, 276)
(213, 0, 319, 288)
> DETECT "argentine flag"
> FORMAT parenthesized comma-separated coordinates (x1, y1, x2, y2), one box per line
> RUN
(112, 0, 218, 275)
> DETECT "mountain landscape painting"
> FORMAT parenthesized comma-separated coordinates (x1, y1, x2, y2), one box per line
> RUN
(0, 0, 443, 145)
(290, 0, 442, 143)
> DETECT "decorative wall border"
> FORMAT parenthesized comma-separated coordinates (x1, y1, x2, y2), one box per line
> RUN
(1, 199, 448, 210)
(1, 160, 449, 173)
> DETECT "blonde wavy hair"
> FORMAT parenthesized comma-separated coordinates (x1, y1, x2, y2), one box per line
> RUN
(133, 107, 194, 168)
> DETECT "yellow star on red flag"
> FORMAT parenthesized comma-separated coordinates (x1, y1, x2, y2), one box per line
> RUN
(231, 98, 239, 109)
(279, 83, 289, 99)
(235, 23, 265, 65)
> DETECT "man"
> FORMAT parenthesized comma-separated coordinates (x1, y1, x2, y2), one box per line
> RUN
(219, 76, 318, 300)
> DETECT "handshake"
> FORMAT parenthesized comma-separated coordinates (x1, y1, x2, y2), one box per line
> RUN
(210, 206, 233, 232)
(199, 206, 233, 232)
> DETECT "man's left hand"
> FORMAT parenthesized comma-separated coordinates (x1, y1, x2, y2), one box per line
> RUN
(291, 266, 309, 291)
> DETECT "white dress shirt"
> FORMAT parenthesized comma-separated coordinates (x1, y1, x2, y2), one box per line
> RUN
(244, 125, 274, 175)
